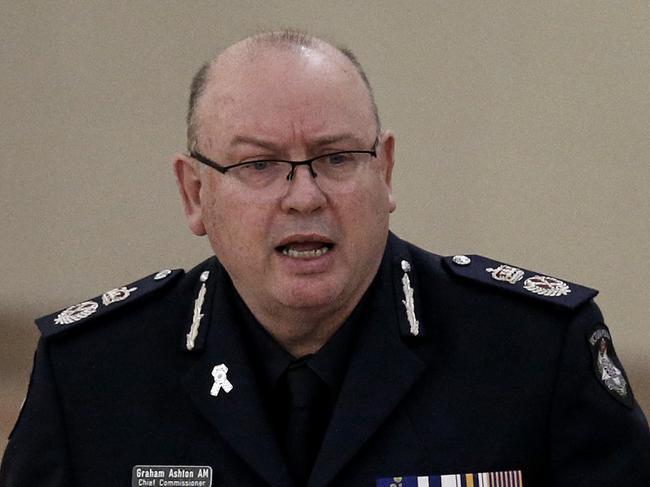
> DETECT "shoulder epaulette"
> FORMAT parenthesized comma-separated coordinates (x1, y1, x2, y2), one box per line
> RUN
(442, 254, 598, 310)
(36, 268, 184, 337)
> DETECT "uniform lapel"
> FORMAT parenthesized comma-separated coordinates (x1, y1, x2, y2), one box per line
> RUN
(181, 263, 294, 487)
(310, 236, 426, 487)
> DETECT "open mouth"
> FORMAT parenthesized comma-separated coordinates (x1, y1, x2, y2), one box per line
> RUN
(276, 240, 335, 259)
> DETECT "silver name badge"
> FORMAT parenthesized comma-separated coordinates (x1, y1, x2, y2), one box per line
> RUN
(132, 465, 212, 486)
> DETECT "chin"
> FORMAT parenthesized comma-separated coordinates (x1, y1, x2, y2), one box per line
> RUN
(275, 281, 346, 311)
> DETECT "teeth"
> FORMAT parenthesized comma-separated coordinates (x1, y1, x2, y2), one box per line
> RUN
(282, 246, 330, 259)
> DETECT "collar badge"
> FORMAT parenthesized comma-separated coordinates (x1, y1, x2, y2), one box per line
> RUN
(186, 271, 209, 351)
(400, 260, 419, 336)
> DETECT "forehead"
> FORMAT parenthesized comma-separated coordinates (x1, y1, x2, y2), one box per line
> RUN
(198, 44, 376, 146)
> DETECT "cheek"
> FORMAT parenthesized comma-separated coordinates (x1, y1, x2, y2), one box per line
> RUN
(339, 177, 392, 220)
(333, 180, 392, 252)
(199, 186, 225, 241)
(200, 189, 272, 264)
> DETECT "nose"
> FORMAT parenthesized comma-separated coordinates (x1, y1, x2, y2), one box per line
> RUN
(279, 165, 327, 214)
(287, 161, 317, 180)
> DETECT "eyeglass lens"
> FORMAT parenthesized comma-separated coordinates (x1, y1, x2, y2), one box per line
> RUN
(228, 152, 374, 194)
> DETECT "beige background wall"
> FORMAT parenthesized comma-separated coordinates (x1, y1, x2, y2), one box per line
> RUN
(1, 1, 648, 455)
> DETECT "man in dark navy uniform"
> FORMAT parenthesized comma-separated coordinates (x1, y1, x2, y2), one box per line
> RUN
(1, 30, 648, 487)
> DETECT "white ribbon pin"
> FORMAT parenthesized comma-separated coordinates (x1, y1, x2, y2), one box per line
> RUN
(210, 364, 233, 397)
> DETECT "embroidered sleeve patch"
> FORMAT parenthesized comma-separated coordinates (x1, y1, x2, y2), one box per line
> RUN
(588, 325, 634, 408)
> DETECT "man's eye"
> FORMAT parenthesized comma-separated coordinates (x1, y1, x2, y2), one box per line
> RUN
(245, 160, 274, 171)
(326, 153, 353, 165)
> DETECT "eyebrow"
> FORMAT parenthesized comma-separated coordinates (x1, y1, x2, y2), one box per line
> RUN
(229, 135, 279, 151)
(311, 133, 364, 148)
(228, 133, 365, 152)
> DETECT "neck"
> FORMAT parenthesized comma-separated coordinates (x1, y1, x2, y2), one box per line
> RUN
(247, 300, 358, 358)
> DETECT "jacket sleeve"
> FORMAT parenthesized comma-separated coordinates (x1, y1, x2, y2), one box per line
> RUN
(0, 338, 74, 486)
(548, 301, 650, 486)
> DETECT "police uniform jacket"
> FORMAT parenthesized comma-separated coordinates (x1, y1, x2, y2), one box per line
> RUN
(1, 233, 649, 486)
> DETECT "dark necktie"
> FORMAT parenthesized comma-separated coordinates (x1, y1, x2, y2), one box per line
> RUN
(283, 362, 327, 486)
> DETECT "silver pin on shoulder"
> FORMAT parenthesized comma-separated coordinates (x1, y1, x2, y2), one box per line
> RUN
(452, 255, 471, 266)
(154, 269, 172, 280)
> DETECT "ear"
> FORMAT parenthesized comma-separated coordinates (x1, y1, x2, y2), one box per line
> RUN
(379, 130, 397, 213)
(173, 154, 207, 236)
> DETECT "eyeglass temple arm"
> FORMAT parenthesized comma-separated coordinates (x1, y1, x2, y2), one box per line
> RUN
(189, 151, 228, 173)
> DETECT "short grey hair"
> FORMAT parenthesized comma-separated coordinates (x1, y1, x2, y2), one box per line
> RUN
(185, 29, 380, 152)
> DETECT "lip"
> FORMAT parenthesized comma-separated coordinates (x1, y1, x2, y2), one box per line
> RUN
(273, 233, 337, 274)
(275, 233, 335, 249)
